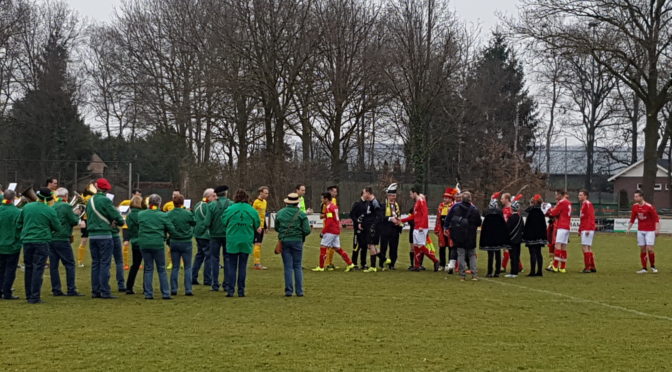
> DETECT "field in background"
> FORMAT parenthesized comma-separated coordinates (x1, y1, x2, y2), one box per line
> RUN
(1, 231, 671, 370)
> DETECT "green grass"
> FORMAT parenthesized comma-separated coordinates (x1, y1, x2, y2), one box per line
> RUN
(1, 231, 671, 371)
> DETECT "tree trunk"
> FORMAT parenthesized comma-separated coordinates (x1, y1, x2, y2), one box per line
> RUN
(631, 94, 639, 163)
(641, 104, 661, 203)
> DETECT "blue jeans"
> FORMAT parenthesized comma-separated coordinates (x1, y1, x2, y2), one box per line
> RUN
(209, 237, 227, 290)
(192, 238, 211, 285)
(170, 241, 193, 294)
(48, 241, 77, 294)
(281, 241, 304, 296)
(0, 252, 20, 299)
(224, 252, 248, 296)
(90, 237, 114, 297)
(112, 236, 126, 290)
(23, 242, 49, 302)
(142, 249, 170, 298)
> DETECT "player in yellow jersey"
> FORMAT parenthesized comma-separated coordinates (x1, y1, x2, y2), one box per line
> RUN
(252, 186, 270, 270)
(119, 189, 142, 270)
(162, 189, 181, 270)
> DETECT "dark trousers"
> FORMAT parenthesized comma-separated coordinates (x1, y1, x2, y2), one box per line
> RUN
(192, 238, 211, 285)
(224, 252, 248, 296)
(379, 230, 400, 268)
(23, 243, 49, 302)
(210, 237, 228, 290)
(486, 250, 502, 276)
(0, 252, 20, 298)
(90, 238, 113, 297)
(353, 232, 367, 267)
(528, 245, 543, 275)
(439, 246, 447, 267)
(48, 241, 77, 294)
(449, 247, 457, 262)
(510, 243, 521, 275)
(126, 243, 143, 291)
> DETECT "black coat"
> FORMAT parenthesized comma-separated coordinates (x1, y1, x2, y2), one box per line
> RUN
(523, 207, 548, 246)
(507, 213, 524, 245)
(479, 208, 511, 251)
(349, 199, 367, 234)
(448, 202, 482, 250)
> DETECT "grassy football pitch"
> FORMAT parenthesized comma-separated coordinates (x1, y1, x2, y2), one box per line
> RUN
(0, 231, 671, 371)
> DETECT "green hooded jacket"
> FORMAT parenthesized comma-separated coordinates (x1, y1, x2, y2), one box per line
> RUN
(221, 202, 259, 254)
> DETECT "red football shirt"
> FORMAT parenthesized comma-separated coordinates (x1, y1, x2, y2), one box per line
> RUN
(401, 197, 429, 230)
(548, 198, 572, 230)
(322, 202, 340, 235)
(579, 200, 596, 232)
(630, 202, 659, 232)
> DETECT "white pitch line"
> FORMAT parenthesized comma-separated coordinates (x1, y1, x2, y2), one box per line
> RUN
(483, 278, 672, 322)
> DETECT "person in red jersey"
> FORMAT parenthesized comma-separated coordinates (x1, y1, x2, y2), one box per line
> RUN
(312, 193, 355, 272)
(400, 188, 439, 272)
(627, 190, 660, 274)
(547, 190, 571, 273)
(578, 190, 597, 273)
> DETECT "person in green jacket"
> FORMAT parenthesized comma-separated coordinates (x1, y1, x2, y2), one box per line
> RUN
(204, 185, 231, 291)
(124, 195, 144, 294)
(138, 194, 176, 300)
(191, 188, 215, 286)
(167, 195, 196, 296)
(221, 189, 259, 297)
(49, 188, 83, 296)
(0, 190, 22, 300)
(85, 178, 125, 299)
(17, 188, 63, 304)
(276, 192, 311, 297)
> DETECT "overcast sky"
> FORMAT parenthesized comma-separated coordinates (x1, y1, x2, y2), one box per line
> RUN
(66, 0, 521, 35)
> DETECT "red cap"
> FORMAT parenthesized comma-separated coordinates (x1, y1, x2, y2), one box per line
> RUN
(533, 194, 542, 201)
(96, 178, 111, 191)
(491, 192, 501, 200)
(443, 187, 457, 198)
(514, 194, 524, 201)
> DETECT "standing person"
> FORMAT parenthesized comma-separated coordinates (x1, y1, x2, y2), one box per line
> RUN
(167, 195, 196, 296)
(379, 184, 403, 270)
(479, 192, 510, 278)
(548, 190, 572, 273)
(501, 193, 524, 274)
(523, 195, 548, 277)
(204, 185, 232, 291)
(275, 193, 311, 297)
(49, 188, 83, 296)
(446, 191, 482, 281)
(192, 188, 214, 286)
(138, 194, 176, 300)
(110, 218, 127, 293)
(86, 178, 125, 299)
(0, 190, 22, 300)
(578, 190, 597, 273)
(77, 183, 96, 267)
(322, 185, 339, 270)
(627, 190, 660, 274)
(505, 194, 524, 278)
(401, 188, 440, 272)
(349, 192, 368, 270)
(161, 189, 181, 270)
(434, 188, 457, 271)
(295, 184, 312, 214)
(221, 189, 259, 297)
(119, 189, 142, 270)
(312, 193, 355, 272)
(17, 188, 62, 303)
(252, 186, 270, 270)
(361, 187, 383, 272)
(124, 195, 144, 294)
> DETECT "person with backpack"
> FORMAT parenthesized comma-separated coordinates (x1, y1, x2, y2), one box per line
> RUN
(445, 191, 482, 281)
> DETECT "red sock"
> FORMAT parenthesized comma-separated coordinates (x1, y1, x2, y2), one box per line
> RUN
(640, 252, 648, 269)
(319, 247, 327, 268)
(422, 246, 439, 263)
(648, 252, 655, 268)
(583, 252, 590, 269)
(553, 250, 561, 268)
(336, 248, 352, 265)
(560, 250, 567, 269)
(502, 250, 510, 270)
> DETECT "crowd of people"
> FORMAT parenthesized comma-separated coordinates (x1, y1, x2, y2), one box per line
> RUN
(0, 177, 662, 303)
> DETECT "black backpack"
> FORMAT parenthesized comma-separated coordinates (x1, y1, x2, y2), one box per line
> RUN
(449, 204, 473, 243)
